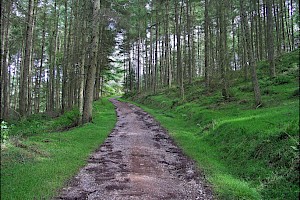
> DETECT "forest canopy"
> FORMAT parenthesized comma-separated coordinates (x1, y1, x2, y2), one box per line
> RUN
(1, 0, 299, 123)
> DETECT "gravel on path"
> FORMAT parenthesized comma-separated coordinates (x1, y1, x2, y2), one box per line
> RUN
(55, 99, 213, 200)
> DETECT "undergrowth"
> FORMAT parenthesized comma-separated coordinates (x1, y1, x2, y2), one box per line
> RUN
(123, 49, 299, 199)
(5, 107, 81, 139)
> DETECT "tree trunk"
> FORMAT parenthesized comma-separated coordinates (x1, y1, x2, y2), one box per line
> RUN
(175, 1, 184, 99)
(62, 0, 68, 113)
(149, 21, 153, 91)
(66, 8, 73, 109)
(1, 0, 12, 120)
(137, 34, 141, 93)
(274, 1, 282, 55)
(219, 0, 229, 99)
(204, 0, 210, 88)
(290, 0, 294, 50)
(266, 0, 276, 77)
(19, 0, 36, 117)
(279, 0, 286, 51)
(240, 0, 262, 107)
(154, 4, 159, 94)
(186, 0, 192, 84)
(82, 0, 100, 124)
(35, 4, 47, 113)
(165, 0, 171, 88)
(79, 13, 88, 120)
(145, 36, 149, 91)
(258, 0, 264, 60)
(55, 3, 61, 110)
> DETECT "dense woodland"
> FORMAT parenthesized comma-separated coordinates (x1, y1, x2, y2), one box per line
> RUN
(1, 1, 299, 199)
(0, 0, 299, 122)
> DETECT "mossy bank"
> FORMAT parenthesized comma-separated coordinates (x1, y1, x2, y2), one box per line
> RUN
(123, 49, 299, 199)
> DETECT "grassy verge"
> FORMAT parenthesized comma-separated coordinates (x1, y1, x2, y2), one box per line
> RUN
(5, 107, 81, 138)
(121, 50, 299, 199)
(1, 98, 116, 200)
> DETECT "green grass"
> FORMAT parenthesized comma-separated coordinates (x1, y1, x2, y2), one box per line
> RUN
(1, 98, 116, 200)
(122, 49, 299, 199)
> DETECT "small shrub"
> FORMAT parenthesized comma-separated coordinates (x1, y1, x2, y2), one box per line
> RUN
(238, 99, 249, 104)
(262, 87, 278, 95)
(291, 88, 299, 97)
(238, 85, 253, 92)
(1, 121, 9, 144)
(26, 113, 51, 122)
(50, 108, 80, 131)
(273, 75, 292, 85)
(257, 60, 270, 76)
(171, 98, 180, 108)
(257, 60, 270, 69)
(259, 78, 273, 87)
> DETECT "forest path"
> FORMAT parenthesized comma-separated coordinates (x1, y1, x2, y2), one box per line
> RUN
(56, 99, 213, 200)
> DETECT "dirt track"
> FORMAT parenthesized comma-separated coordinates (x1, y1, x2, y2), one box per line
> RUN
(56, 99, 213, 200)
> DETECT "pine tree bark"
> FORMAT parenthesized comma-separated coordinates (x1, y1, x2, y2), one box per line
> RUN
(0, 0, 3, 121)
(186, 0, 192, 84)
(66, 8, 73, 109)
(290, 0, 294, 50)
(19, 0, 36, 117)
(62, 0, 68, 113)
(154, 4, 159, 94)
(279, 0, 286, 51)
(137, 34, 141, 93)
(55, 2, 61, 110)
(175, 1, 184, 99)
(35, 4, 47, 113)
(48, 0, 57, 112)
(1, 0, 12, 120)
(165, 0, 171, 87)
(258, 1, 264, 60)
(149, 21, 154, 91)
(283, 1, 291, 51)
(94, 27, 103, 100)
(204, 0, 210, 88)
(219, 0, 229, 99)
(274, 2, 282, 55)
(145, 38, 149, 91)
(79, 8, 88, 120)
(129, 47, 133, 92)
(82, 0, 100, 124)
(240, 0, 262, 107)
(266, 0, 276, 77)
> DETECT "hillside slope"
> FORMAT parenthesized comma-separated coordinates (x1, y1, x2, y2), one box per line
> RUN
(124, 49, 299, 199)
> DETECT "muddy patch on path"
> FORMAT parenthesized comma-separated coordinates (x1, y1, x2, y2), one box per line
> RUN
(55, 99, 213, 200)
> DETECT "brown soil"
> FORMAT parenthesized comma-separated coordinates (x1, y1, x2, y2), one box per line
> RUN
(55, 99, 213, 200)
